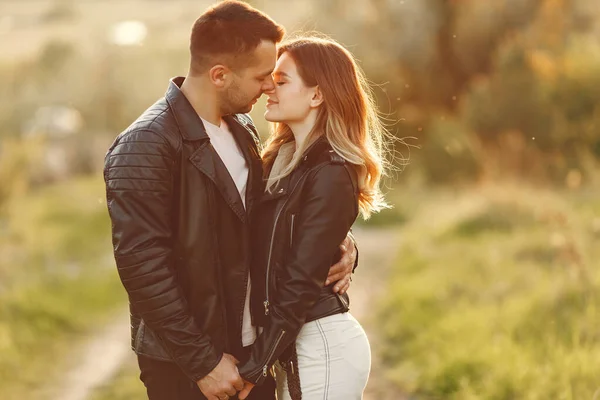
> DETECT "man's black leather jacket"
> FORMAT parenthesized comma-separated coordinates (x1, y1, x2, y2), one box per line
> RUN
(104, 77, 264, 382)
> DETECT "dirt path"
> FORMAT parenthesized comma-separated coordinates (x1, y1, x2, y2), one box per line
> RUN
(43, 226, 402, 400)
(41, 310, 131, 400)
(349, 226, 404, 400)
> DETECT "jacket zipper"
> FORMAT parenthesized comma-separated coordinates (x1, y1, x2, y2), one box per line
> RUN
(264, 330, 285, 377)
(252, 329, 286, 378)
(263, 171, 311, 316)
(290, 214, 296, 247)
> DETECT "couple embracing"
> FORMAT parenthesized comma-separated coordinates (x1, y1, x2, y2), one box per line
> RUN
(104, 1, 390, 399)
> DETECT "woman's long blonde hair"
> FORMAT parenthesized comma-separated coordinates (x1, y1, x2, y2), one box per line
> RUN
(262, 36, 391, 219)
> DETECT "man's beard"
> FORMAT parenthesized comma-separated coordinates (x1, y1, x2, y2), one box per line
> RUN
(222, 84, 255, 115)
(233, 102, 253, 114)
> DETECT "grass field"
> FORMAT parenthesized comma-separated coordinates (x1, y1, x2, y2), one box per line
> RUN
(91, 356, 146, 400)
(378, 184, 600, 399)
(0, 176, 127, 399)
(87, 183, 600, 400)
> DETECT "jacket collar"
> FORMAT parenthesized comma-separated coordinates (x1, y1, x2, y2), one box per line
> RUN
(300, 136, 333, 166)
(166, 77, 265, 222)
(261, 136, 333, 202)
(165, 76, 210, 142)
(265, 142, 295, 190)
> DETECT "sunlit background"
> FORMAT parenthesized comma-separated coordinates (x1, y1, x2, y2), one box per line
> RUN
(1, 0, 599, 399)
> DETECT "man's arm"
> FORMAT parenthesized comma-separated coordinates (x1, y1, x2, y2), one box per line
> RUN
(325, 231, 358, 294)
(348, 229, 360, 273)
(104, 129, 223, 382)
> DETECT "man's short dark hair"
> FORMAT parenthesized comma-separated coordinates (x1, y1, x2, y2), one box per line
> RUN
(190, 0, 285, 73)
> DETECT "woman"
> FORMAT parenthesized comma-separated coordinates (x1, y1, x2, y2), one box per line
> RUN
(238, 36, 389, 400)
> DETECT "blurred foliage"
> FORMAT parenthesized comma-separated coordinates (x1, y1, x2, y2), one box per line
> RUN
(0, 139, 32, 214)
(0, 176, 125, 398)
(0, 0, 599, 188)
(0, 0, 599, 398)
(40, 0, 77, 23)
(91, 358, 146, 400)
(448, 202, 537, 237)
(1, 274, 125, 399)
(414, 116, 482, 184)
(378, 185, 600, 399)
(305, 0, 600, 186)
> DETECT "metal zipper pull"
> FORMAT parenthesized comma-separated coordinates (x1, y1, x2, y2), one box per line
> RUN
(290, 214, 295, 246)
(262, 365, 268, 377)
(263, 300, 270, 315)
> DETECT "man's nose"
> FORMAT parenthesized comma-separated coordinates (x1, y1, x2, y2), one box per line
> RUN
(262, 76, 275, 93)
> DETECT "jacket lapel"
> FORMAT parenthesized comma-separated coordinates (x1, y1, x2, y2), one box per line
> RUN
(225, 115, 264, 219)
(188, 141, 247, 223)
(165, 78, 248, 223)
(165, 76, 263, 223)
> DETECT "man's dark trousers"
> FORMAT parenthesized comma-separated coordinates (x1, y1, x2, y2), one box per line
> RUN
(137, 354, 276, 400)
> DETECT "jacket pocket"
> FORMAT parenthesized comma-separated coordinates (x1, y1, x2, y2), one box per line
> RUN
(133, 319, 172, 361)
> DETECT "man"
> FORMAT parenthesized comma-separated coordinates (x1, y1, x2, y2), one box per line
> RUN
(103, 1, 357, 400)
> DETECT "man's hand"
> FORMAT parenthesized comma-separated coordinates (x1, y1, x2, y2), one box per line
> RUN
(325, 234, 356, 295)
(238, 380, 256, 400)
(196, 353, 244, 400)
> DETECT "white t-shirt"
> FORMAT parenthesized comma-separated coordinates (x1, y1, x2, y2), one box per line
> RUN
(201, 117, 257, 347)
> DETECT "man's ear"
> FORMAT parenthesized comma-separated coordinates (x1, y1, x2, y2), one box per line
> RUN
(310, 86, 324, 108)
(209, 65, 230, 88)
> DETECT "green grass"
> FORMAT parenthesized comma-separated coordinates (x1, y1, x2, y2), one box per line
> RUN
(0, 273, 126, 399)
(378, 186, 600, 400)
(356, 204, 409, 227)
(0, 175, 127, 399)
(91, 357, 146, 400)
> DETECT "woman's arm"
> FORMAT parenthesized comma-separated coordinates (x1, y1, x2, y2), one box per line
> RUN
(238, 164, 358, 385)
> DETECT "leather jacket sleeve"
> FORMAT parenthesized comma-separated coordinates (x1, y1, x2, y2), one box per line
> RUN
(238, 164, 358, 384)
(104, 129, 222, 382)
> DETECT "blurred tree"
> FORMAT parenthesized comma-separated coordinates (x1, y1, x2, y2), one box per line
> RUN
(1, 0, 598, 187)
(40, 0, 77, 23)
(0, 139, 34, 215)
(302, 0, 600, 184)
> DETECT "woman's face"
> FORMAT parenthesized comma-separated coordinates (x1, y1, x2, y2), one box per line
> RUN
(264, 52, 317, 123)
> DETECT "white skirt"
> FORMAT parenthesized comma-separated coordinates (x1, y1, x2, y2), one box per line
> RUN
(274, 312, 371, 400)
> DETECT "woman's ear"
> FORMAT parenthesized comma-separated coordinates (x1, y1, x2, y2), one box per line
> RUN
(310, 86, 324, 108)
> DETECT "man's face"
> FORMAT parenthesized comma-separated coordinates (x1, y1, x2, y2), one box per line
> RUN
(219, 40, 277, 115)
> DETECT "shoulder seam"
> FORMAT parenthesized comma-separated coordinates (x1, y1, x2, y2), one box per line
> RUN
(123, 106, 181, 156)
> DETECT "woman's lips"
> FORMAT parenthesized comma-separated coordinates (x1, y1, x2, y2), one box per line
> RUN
(266, 99, 278, 107)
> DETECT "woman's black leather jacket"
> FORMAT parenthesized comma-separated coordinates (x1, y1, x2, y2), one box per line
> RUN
(238, 138, 359, 384)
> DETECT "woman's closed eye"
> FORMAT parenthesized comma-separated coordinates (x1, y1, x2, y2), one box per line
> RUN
(276, 81, 286, 86)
